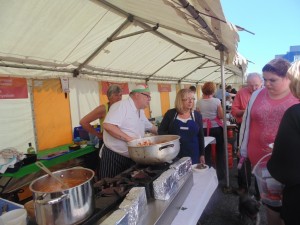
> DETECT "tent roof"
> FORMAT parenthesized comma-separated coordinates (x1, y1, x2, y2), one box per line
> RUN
(0, 0, 247, 84)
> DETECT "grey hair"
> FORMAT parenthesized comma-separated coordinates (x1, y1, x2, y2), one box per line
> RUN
(107, 84, 122, 98)
(246, 72, 263, 82)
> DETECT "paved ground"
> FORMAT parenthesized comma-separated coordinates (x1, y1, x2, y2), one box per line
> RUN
(198, 157, 268, 225)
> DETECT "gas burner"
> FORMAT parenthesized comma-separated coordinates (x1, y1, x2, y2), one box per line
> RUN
(131, 170, 152, 179)
(83, 163, 172, 225)
(94, 177, 136, 197)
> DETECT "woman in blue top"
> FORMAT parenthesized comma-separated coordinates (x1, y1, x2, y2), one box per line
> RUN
(158, 88, 205, 164)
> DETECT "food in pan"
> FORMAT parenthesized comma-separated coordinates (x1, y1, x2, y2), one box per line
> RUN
(137, 140, 153, 146)
(196, 163, 208, 169)
(136, 140, 165, 146)
(38, 178, 87, 192)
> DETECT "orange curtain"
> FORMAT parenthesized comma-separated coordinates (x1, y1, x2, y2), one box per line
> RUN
(99, 81, 108, 104)
(33, 79, 72, 150)
(144, 107, 151, 119)
(197, 85, 202, 99)
(160, 92, 170, 116)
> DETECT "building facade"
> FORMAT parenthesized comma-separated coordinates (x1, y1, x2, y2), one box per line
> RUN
(276, 45, 300, 62)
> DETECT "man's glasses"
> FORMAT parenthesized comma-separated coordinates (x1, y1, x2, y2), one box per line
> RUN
(140, 93, 151, 99)
(182, 97, 195, 101)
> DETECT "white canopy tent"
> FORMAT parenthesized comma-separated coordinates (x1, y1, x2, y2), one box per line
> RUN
(0, 0, 247, 84)
(0, 0, 248, 187)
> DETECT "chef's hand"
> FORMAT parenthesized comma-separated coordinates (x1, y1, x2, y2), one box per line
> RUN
(150, 125, 158, 135)
(200, 155, 205, 164)
(127, 136, 136, 142)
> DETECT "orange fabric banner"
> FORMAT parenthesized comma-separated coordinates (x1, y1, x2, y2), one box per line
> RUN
(160, 92, 170, 116)
(144, 107, 151, 119)
(99, 81, 108, 105)
(33, 79, 72, 150)
(157, 83, 171, 92)
(101, 81, 129, 95)
(0, 77, 28, 99)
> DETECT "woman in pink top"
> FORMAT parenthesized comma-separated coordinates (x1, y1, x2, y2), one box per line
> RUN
(239, 58, 299, 225)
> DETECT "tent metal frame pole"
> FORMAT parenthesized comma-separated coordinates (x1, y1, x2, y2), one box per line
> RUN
(172, 56, 203, 62)
(200, 65, 220, 69)
(28, 79, 39, 152)
(212, 71, 231, 82)
(0, 63, 73, 73)
(76, 16, 133, 72)
(179, 60, 209, 82)
(98, 0, 240, 83)
(98, 0, 216, 43)
(196, 67, 220, 83)
(146, 50, 187, 80)
(109, 24, 158, 42)
(81, 71, 180, 82)
(219, 48, 230, 188)
(178, 0, 220, 44)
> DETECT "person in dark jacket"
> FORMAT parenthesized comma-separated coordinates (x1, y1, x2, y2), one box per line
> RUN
(267, 60, 300, 225)
(158, 88, 205, 164)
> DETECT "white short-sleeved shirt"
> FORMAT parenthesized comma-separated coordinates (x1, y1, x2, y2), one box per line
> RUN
(103, 97, 153, 157)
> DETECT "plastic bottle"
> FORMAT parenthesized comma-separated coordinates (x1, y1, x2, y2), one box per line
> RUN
(27, 142, 36, 154)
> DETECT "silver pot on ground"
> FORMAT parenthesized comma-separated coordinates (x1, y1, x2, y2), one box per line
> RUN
(127, 135, 180, 165)
(29, 167, 94, 225)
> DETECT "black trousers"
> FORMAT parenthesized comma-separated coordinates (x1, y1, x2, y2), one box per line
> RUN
(237, 158, 252, 189)
(236, 123, 252, 190)
(99, 145, 135, 179)
(281, 184, 300, 225)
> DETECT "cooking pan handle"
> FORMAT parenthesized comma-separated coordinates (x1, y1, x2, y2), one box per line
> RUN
(159, 144, 174, 151)
(36, 193, 69, 205)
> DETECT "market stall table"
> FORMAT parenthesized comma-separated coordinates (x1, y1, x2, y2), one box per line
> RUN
(204, 136, 216, 147)
(139, 167, 218, 225)
(94, 167, 217, 225)
(171, 168, 218, 225)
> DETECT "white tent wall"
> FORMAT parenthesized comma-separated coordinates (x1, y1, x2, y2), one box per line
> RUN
(69, 78, 100, 130)
(148, 83, 161, 118)
(0, 76, 182, 152)
(0, 74, 241, 153)
(169, 85, 177, 109)
(69, 79, 142, 131)
(0, 81, 35, 152)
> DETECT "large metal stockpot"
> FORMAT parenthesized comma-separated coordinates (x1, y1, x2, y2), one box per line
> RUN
(29, 167, 94, 225)
(127, 135, 180, 164)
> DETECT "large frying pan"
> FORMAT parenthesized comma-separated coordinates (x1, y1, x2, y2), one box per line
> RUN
(127, 135, 180, 165)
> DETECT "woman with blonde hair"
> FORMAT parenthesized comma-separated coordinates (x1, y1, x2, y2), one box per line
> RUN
(268, 60, 300, 225)
(158, 88, 205, 164)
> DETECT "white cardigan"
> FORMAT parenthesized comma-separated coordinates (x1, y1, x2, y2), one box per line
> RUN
(239, 88, 264, 158)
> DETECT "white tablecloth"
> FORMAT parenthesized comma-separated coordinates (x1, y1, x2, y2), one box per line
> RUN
(171, 168, 218, 225)
(204, 136, 216, 147)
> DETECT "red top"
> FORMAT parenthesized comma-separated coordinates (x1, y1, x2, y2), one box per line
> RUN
(247, 89, 299, 166)
(231, 87, 252, 124)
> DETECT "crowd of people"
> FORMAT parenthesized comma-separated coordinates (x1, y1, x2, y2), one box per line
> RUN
(79, 58, 300, 225)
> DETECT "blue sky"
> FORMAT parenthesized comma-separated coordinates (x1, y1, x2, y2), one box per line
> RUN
(221, 0, 300, 74)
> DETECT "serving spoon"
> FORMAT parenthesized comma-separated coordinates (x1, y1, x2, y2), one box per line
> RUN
(35, 161, 69, 189)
